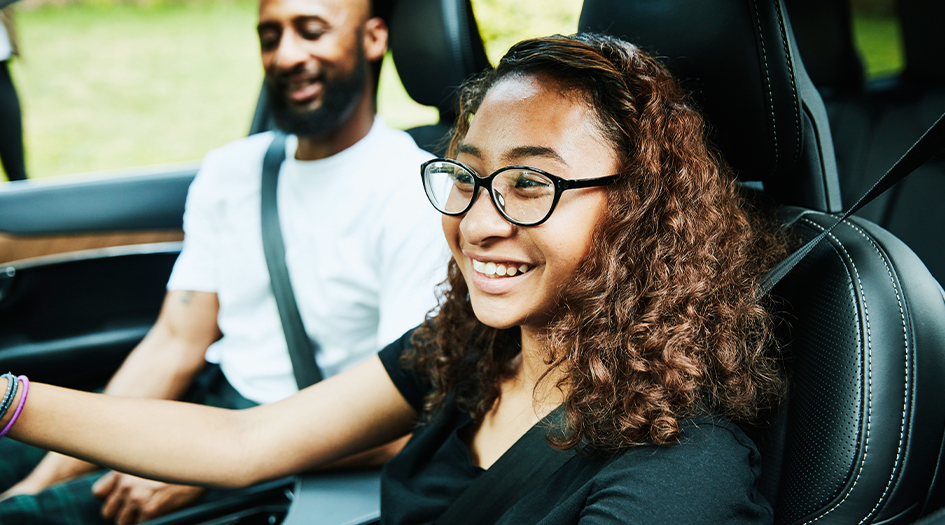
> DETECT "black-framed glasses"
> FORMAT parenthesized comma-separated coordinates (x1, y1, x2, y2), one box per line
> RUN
(421, 158, 620, 227)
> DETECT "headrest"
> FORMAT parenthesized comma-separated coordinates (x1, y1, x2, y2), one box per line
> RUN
(579, 0, 843, 212)
(785, 0, 865, 96)
(898, 0, 945, 83)
(389, 0, 492, 124)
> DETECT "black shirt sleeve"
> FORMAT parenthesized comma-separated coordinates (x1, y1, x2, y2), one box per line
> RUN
(377, 326, 427, 412)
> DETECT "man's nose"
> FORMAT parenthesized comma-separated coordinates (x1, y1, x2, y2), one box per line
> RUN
(459, 188, 515, 245)
(273, 30, 311, 71)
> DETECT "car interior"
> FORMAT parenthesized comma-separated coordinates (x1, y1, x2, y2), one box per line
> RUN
(1, 0, 944, 524)
(786, 0, 945, 291)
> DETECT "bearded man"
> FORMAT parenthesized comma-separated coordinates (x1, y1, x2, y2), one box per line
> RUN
(0, 0, 445, 523)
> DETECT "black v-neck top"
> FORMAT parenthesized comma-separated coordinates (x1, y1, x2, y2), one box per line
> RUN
(378, 329, 774, 524)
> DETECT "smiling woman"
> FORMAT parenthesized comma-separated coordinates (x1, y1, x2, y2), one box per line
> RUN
(0, 33, 792, 524)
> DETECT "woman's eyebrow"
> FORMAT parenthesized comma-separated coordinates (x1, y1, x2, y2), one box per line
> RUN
(504, 145, 568, 167)
(456, 143, 481, 157)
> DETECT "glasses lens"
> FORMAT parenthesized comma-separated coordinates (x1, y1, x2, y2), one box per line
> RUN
(423, 161, 476, 214)
(493, 169, 555, 224)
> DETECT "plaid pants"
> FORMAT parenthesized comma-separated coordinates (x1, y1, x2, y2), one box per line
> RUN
(0, 365, 257, 525)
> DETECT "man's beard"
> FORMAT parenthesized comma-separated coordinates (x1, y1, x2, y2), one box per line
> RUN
(266, 45, 368, 138)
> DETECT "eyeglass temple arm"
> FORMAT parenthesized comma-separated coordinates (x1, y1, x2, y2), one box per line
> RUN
(561, 174, 621, 189)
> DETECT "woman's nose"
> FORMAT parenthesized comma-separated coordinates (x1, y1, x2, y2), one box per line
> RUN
(459, 188, 515, 245)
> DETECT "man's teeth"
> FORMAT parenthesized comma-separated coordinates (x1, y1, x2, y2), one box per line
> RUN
(472, 259, 530, 278)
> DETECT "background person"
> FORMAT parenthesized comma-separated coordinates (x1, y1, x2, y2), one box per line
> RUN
(0, 33, 790, 523)
(0, 0, 445, 523)
(0, 4, 26, 182)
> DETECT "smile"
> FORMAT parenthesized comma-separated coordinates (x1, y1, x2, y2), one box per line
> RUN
(472, 259, 532, 278)
(285, 78, 322, 103)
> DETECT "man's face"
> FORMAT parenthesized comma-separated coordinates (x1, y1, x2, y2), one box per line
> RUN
(257, 0, 375, 136)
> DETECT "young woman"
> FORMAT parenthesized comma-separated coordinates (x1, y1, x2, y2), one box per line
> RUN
(0, 33, 790, 523)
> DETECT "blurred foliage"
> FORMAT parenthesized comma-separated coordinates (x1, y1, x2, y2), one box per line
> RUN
(0, 0, 906, 181)
(470, 0, 581, 63)
(853, 15, 904, 78)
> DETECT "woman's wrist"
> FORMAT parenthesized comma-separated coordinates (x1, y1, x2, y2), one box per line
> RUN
(0, 373, 29, 438)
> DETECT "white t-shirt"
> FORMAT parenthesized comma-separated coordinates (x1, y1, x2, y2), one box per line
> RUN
(167, 118, 448, 404)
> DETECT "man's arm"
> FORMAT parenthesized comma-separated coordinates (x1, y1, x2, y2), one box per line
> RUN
(1, 290, 220, 498)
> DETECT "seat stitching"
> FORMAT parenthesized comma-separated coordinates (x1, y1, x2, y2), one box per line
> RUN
(795, 218, 871, 525)
(771, 1, 801, 167)
(792, 218, 908, 524)
(846, 222, 909, 524)
(751, 0, 778, 174)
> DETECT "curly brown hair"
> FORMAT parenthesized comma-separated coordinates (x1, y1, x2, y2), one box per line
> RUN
(407, 33, 791, 451)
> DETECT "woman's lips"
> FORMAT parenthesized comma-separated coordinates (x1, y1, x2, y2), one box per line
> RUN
(468, 258, 534, 294)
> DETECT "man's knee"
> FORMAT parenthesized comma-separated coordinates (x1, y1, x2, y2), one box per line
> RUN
(0, 439, 47, 492)
(0, 472, 110, 525)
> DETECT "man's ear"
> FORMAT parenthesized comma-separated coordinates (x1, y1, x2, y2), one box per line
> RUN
(362, 17, 388, 62)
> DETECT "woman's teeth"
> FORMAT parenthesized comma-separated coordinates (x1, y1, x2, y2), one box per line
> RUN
(472, 259, 530, 278)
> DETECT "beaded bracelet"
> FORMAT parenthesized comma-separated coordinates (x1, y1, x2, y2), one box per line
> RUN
(0, 375, 29, 438)
(0, 372, 18, 422)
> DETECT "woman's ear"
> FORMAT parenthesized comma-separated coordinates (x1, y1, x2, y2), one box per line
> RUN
(362, 17, 388, 63)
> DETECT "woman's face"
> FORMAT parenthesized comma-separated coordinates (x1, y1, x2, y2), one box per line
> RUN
(443, 73, 620, 332)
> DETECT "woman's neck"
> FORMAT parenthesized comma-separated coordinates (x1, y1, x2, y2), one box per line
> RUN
(516, 326, 566, 409)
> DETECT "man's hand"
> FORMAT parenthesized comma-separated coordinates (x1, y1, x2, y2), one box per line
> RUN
(92, 472, 206, 525)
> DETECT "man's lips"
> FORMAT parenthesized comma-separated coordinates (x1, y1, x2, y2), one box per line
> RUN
(286, 79, 322, 103)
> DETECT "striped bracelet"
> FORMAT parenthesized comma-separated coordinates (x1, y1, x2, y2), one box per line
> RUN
(0, 375, 29, 438)
(0, 372, 18, 422)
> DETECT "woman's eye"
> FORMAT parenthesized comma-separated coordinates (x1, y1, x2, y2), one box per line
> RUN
(452, 172, 476, 190)
(513, 173, 551, 190)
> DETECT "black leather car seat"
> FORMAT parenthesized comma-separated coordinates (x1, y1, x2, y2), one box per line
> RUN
(388, 0, 491, 156)
(579, 1, 945, 523)
(786, 0, 945, 290)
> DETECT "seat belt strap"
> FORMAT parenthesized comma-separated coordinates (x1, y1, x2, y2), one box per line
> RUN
(760, 112, 945, 295)
(260, 132, 324, 389)
(434, 407, 574, 525)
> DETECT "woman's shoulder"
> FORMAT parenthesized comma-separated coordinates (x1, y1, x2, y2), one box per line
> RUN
(600, 415, 760, 483)
(580, 416, 772, 523)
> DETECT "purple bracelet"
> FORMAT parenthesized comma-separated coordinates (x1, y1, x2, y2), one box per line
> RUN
(0, 375, 29, 438)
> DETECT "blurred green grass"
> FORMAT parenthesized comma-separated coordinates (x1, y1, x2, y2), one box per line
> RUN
(2, 1, 902, 181)
(853, 15, 905, 77)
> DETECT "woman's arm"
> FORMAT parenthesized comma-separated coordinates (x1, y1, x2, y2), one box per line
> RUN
(0, 356, 416, 489)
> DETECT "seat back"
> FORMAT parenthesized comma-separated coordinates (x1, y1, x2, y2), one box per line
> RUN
(579, 1, 945, 523)
(788, 0, 945, 293)
(579, 0, 842, 212)
(388, 0, 491, 155)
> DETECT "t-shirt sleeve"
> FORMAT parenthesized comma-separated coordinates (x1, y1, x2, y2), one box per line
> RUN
(166, 149, 224, 293)
(378, 327, 428, 412)
(578, 421, 772, 524)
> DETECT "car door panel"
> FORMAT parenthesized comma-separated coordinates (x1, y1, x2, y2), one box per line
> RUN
(0, 167, 196, 390)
